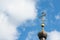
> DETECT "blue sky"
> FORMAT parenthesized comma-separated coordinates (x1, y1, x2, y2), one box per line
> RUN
(0, 0, 60, 40)
(17, 0, 60, 40)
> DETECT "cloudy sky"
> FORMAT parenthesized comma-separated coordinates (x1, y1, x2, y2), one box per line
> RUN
(0, 0, 60, 40)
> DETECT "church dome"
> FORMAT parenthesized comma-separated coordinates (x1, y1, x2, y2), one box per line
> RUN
(38, 30, 47, 39)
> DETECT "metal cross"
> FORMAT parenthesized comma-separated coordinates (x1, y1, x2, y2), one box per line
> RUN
(41, 12, 46, 24)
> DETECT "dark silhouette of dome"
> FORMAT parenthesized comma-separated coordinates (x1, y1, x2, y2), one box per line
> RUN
(38, 30, 47, 39)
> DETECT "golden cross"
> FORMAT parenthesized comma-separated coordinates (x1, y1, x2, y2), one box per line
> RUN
(41, 12, 46, 27)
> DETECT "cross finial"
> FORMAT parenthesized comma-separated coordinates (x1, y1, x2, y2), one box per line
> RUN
(38, 12, 47, 40)
(41, 12, 46, 28)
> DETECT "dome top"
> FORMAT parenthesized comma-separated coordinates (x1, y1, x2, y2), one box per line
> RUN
(38, 30, 47, 39)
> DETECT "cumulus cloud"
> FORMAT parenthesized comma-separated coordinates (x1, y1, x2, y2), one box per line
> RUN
(47, 30, 60, 40)
(0, 12, 18, 40)
(0, 0, 37, 24)
(26, 31, 38, 40)
(0, 0, 37, 40)
(55, 15, 60, 20)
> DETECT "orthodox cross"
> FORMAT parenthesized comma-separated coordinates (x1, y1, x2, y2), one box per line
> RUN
(41, 12, 46, 30)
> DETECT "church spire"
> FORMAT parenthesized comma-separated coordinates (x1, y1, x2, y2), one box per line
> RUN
(38, 12, 47, 40)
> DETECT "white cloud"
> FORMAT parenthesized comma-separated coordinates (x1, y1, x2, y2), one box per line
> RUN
(0, 0, 37, 24)
(26, 31, 38, 40)
(55, 15, 60, 20)
(0, 0, 37, 40)
(47, 30, 60, 40)
(0, 12, 18, 40)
